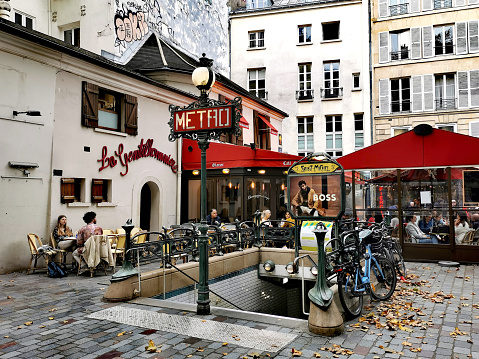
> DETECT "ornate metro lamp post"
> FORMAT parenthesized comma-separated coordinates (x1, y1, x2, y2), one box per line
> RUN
(169, 54, 242, 315)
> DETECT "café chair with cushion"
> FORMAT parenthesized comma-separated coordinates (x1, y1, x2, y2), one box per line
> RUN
(461, 230, 476, 245)
(111, 235, 127, 269)
(133, 231, 147, 244)
(50, 233, 69, 267)
(27, 233, 55, 274)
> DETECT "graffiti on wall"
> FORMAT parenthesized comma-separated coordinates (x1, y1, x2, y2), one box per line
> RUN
(114, 0, 228, 74)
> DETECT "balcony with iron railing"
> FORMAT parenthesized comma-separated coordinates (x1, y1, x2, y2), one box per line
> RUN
(296, 89, 314, 101)
(435, 98, 456, 110)
(390, 48, 410, 61)
(249, 90, 268, 100)
(434, 0, 452, 9)
(389, 3, 408, 15)
(434, 44, 454, 56)
(391, 100, 411, 113)
(320, 87, 343, 99)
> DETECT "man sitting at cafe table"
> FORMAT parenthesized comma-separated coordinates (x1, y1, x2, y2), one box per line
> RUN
(73, 211, 103, 269)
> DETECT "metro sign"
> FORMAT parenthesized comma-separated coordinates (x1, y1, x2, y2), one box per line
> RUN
(174, 105, 235, 133)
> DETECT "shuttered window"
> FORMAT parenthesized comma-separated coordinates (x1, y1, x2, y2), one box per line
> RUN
(470, 121, 479, 137)
(82, 81, 138, 135)
(91, 179, 110, 203)
(61, 178, 83, 203)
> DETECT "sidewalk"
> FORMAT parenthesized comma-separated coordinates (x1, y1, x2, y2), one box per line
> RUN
(1, 262, 478, 358)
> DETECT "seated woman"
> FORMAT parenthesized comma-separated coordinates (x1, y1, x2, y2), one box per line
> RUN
(455, 213, 470, 244)
(405, 214, 439, 244)
(281, 211, 295, 228)
(53, 215, 75, 250)
(261, 209, 273, 227)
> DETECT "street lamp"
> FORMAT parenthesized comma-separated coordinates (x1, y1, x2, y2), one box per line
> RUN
(168, 54, 242, 315)
(193, 54, 215, 316)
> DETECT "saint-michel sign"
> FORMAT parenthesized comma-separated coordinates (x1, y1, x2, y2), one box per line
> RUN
(173, 105, 235, 133)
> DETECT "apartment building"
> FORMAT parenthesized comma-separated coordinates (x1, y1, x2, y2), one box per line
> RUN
(372, 0, 479, 141)
(230, 0, 371, 157)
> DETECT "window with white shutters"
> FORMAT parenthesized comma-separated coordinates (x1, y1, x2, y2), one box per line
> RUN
(411, 27, 422, 59)
(422, 0, 433, 11)
(469, 121, 479, 137)
(423, 74, 434, 111)
(434, 74, 455, 110)
(458, 71, 469, 109)
(470, 70, 479, 107)
(379, 0, 389, 17)
(456, 22, 468, 55)
(412, 76, 423, 112)
(423, 26, 434, 58)
(379, 32, 389, 63)
(469, 21, 479, 53)
(379, 79, 390, 115)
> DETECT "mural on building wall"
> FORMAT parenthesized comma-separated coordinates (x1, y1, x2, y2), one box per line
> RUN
(114, 0, 228, 74)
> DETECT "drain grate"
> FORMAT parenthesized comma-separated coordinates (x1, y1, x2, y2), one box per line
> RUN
(88, 306, 297, 352)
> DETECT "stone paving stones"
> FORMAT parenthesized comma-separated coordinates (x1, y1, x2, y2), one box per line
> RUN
(0, 262, 479, 358)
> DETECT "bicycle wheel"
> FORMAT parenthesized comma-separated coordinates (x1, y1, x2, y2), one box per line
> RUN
(369, 255, 397, 301)
(392, 247, 407, 278)
(338, 271, 363, 319)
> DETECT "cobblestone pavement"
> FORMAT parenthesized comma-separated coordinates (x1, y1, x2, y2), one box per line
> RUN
(1, 262, 478, 358)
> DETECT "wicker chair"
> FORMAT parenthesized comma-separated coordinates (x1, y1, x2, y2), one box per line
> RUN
(27, 233, 55, 274)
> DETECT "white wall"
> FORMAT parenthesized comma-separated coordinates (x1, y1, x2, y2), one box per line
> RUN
(0, 50, 56, 273)
(230, 1, 371, 156)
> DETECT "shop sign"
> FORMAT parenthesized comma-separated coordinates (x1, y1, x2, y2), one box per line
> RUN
(290, 162, 339, 174)
(98, 138, 177, 176)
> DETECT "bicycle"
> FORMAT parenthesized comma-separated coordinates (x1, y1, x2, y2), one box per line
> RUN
(336, 227, 397, 319)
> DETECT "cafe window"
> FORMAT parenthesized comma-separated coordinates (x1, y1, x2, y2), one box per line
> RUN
(82, 81, 138, 135)
(91, 179, 111, 203)
(61, 178, 85, 203)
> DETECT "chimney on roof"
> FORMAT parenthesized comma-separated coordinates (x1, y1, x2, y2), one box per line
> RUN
(0, 0, 11, 20)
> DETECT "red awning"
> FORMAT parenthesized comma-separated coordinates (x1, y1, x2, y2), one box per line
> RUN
(258, 114, 278, 136)
(239, 116, 249, 129)
(182, 139, 302, 170)
(338, 128, 479, 170)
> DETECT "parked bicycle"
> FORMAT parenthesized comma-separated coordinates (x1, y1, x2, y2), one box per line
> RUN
(327, 222, 397, 319)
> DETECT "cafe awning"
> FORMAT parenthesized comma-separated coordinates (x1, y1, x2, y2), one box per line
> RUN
(338, 125, 479, 170)
(258, 114, 278, 136)
(182, 139, 302, 170)
(239, 116, 249, 129)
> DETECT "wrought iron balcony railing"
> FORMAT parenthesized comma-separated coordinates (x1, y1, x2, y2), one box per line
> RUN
(435, 98, 456, 110)
(390, 48, 410, 61)
(249, 90, 268, 100)
(389, 3, 408, 15)
(296, 89, 314, 101)
(434, 44, 455, 56)
(434, 0, 452, 9)
(391, 100, 411, 113)
(320, 87, 343, 99)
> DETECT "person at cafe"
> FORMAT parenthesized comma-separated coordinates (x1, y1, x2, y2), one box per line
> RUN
(418, 213, 434, 234)
(73, 211, 103, 267)
(281, 211, 295, 228)
(471, 213, 479, 230)
(291, 180, 325, 216)
(206, 208, 221, 226)
(455, 213, 470, 244)
(261, 209, 273, 227)
(53, 215, 75, 250)
(405, 214, 439, 244)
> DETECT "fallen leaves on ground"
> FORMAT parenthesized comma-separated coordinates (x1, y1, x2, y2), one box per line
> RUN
(291, 348, 302, 356)
(319, 344, 354, 356)
(117, 331, 126, 336)
(145, 339, 157, 352)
